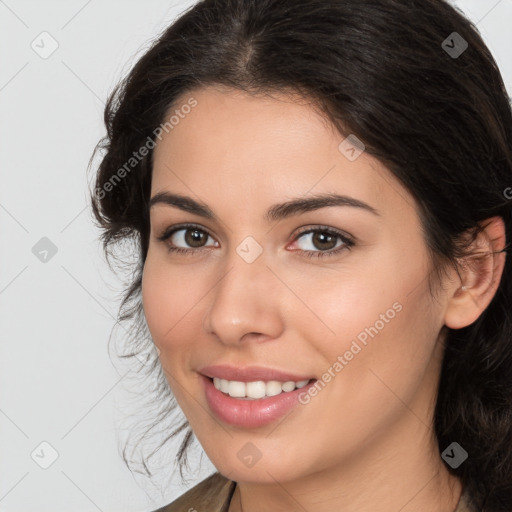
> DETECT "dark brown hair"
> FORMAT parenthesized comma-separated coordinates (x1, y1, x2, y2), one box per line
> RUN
(89, 0, 512, 509)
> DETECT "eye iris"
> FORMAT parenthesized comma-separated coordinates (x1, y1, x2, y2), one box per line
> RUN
(185, 229, 207, 248)
(313, 231, 336, 250)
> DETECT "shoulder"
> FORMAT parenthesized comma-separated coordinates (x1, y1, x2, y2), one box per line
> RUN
(152, 472, 237, 512)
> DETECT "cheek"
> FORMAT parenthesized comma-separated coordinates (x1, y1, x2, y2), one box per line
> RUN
(299, 288, 440, 461)
(314, 244, 438, 381)
(300, 252, 405, 349)
(141, 258, 207, 405)
(141, 255, 201, 348)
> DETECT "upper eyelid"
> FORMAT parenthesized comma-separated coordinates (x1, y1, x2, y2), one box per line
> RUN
(157, 223, 214, 240)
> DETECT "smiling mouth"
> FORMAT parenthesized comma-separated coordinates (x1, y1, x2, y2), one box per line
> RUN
(208, 376, 315, 400)
(201, 373, 319, 428)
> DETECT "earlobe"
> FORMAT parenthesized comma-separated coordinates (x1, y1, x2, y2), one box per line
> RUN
(444, 216, 507, 330)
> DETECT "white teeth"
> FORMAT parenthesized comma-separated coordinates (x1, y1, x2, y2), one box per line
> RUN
(219, 378, 230, 394)
(246, 381, 267, 399)
(228, 380, 245, 397)
(212, 377, 311, 399)
(282, 381, 296, 392)
(266, 380, 283, 396)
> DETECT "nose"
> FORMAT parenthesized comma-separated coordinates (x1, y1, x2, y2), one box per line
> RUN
(202, 250, 285, 346)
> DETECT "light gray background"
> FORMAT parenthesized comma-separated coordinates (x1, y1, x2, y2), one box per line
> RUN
(1, 1, 511, 511)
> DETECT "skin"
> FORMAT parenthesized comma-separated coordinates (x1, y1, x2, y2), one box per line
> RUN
(141, 85, 506, 512)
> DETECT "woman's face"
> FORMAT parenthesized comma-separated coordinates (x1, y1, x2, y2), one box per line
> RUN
(142, 86, 456, 484)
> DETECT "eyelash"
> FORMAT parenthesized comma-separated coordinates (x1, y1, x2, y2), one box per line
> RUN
(156, 223, 355, 259)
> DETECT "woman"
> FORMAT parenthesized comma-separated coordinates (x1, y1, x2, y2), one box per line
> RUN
(90, 0, 512, 510)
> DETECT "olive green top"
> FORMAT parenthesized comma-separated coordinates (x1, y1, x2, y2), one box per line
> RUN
(153, 472, 477, 512)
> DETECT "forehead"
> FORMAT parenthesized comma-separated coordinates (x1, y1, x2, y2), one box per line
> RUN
(151, 86, 416, 220)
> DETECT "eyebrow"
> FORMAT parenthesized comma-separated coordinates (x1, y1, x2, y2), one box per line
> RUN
(148, 191, 380, 222)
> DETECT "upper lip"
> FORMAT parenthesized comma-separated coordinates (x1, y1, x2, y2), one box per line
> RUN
(199, 365, 315, 383)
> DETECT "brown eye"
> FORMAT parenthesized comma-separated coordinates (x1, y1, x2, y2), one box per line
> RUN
(295, 229, 344, 251)
(182, 228, 208, 248)
(292, 226, 355, 259)
(157, 224, 218, 254)
(311, 231, 338, 251)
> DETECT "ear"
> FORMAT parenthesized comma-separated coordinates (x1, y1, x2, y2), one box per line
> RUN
(444, 216, 507, 329)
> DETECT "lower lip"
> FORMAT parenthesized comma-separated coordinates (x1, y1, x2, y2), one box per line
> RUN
(201, 374, 317, 428)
